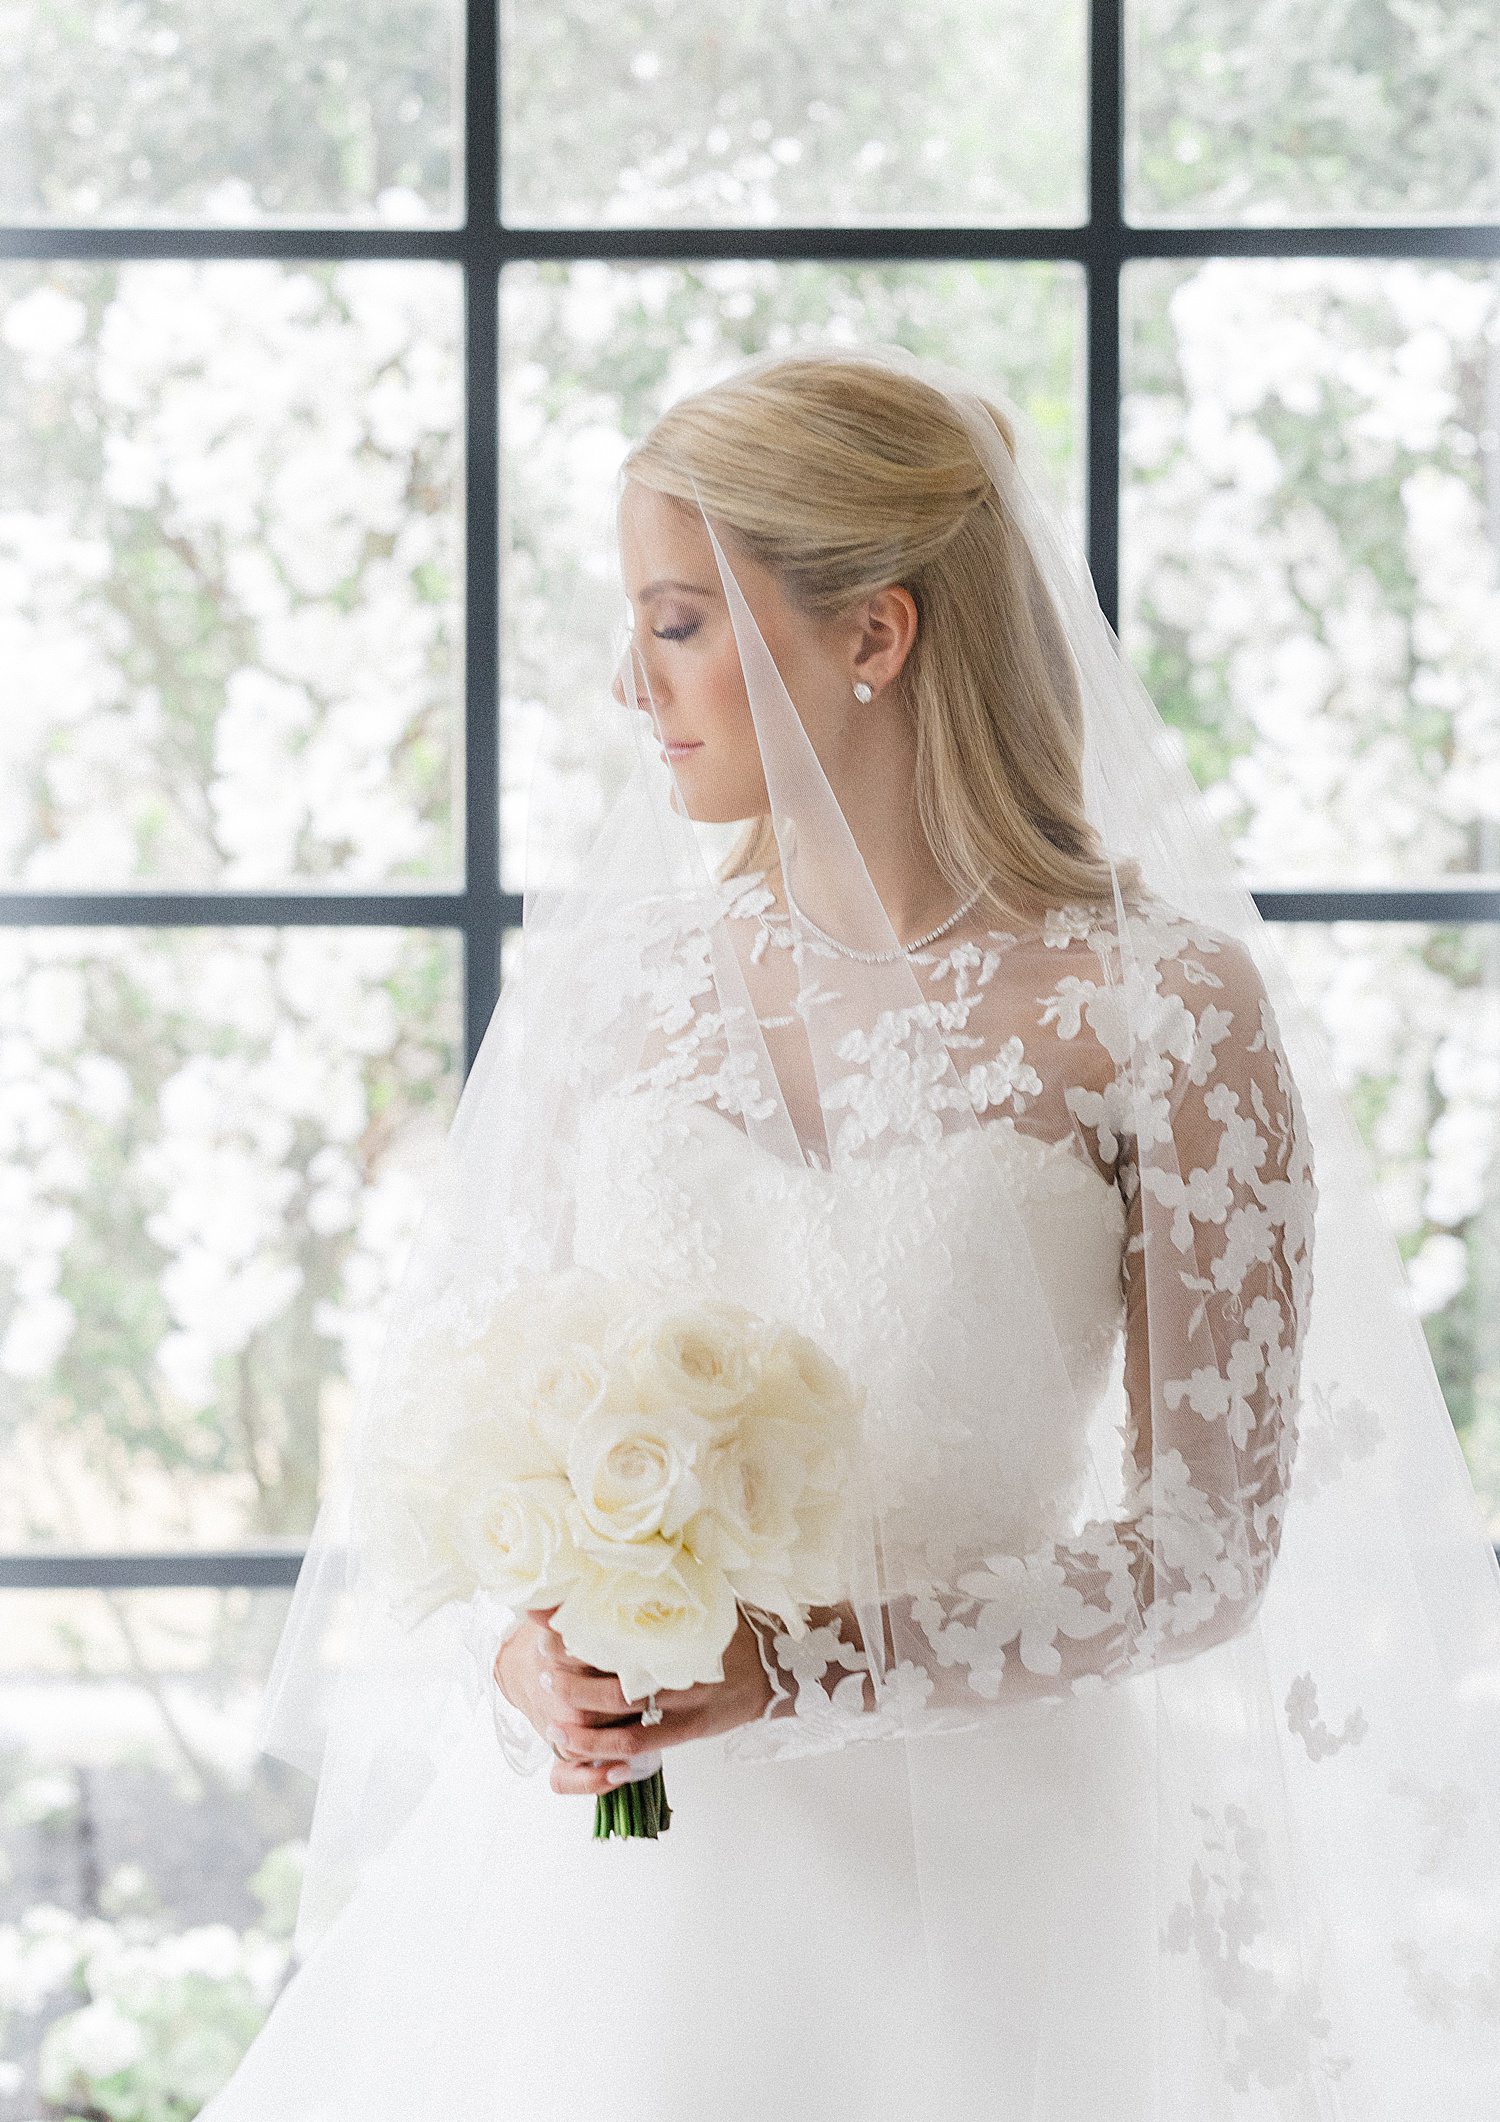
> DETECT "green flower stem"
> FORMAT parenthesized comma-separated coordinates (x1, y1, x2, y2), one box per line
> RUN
(593, 1762, 673, 1839)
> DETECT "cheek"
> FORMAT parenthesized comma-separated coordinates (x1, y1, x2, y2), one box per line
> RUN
(702, 647, 756, 745)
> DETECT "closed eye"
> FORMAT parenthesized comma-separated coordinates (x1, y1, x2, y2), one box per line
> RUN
(652, 623, 698, 641)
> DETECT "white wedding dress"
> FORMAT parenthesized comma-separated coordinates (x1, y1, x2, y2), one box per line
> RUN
(202, 1087, 1153, 2120)
(200, 894, 1430, 2120)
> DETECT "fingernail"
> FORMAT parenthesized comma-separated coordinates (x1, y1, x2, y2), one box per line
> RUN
(545, 1724, 565, 1747)
(606, 1764, 631, 1784)
(538, 1671, 554, 1692)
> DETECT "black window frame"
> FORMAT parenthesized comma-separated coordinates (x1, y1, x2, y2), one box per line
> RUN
(3, 0, 1499, 1598)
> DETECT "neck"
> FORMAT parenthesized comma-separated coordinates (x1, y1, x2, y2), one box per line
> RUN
(760, 710, 979, 947)
(763, 837, 975, 950)
(860, 843, 971, 948)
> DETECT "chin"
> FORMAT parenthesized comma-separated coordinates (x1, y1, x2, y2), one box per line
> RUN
(669, 773, 765, 825)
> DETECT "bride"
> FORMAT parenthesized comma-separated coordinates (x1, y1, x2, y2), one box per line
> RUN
(198, 345, 1500, 2119)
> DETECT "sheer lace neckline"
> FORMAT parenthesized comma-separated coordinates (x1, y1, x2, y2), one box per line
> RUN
(720, 869, 1117, 972)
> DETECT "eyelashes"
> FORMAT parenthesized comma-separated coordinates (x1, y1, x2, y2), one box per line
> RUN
(652, 623, 699, 642)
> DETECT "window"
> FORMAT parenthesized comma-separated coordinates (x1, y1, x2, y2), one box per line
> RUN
(1, 0, 1497, 2096)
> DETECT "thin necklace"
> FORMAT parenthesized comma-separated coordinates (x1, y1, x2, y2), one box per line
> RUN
(782, 874, 991, 962)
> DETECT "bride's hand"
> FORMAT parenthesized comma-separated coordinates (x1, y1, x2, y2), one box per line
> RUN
(493, 1603, 776, 1799)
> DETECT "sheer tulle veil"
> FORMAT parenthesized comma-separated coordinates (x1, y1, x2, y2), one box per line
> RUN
(250, 338, 1500, 2115)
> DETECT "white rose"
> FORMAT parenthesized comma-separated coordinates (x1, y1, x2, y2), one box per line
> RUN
(443, 1385, 585, 1494)
(620, 1298, 764, 1419)
(449, 1472, 584, 1605)
(494, 1265, 632, 1361)
(753, 1323, 863, 1436)
(361, 1456, 473, 1627)
(685, 1412, 805, 1576)
(679, 1375, 859, 1623)
(451, 1267, 621, 1399)
(510, 1343, 612, 1465)
(566, 1402, 716, 1546)
(773, 1486, 853, 1612)
(551, 1544, 741, 1697)
(542, 1264, 638, 1340)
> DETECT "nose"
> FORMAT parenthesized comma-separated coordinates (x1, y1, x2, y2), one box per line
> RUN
(613, 645, 658, 716)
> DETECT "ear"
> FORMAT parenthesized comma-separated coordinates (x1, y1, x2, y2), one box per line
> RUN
(850, 584, 918, 694)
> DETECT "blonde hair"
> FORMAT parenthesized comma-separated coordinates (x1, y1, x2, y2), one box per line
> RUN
(619, 354, 1146, 926)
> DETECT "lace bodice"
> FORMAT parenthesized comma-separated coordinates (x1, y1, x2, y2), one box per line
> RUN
(574, 1093, 1128, 1571)
(485, 873, 1317, 1768)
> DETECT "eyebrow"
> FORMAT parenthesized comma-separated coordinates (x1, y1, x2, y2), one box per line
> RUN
(635, 578, 716, 602)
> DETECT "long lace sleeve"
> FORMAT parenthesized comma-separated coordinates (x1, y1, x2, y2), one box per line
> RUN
(462, 1588, 554, 1776)
(725, 930, 1318, 1760)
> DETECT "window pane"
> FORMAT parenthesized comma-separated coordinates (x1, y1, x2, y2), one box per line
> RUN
(1122, 258, 1500, 888)
(0, 1584, 308, 2112)
(499, 261, 1085, 891)
(0, 261, 464, 890)
(1126, 0, 1500, 225)
(0, 926, 462, 1553)
(499, 0, 1085, 227)
(1, 0, 460, 226)
(1275, 922, 1500, 1537)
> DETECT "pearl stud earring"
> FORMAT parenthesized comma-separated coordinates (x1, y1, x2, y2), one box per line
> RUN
(852, 680, 873, 703)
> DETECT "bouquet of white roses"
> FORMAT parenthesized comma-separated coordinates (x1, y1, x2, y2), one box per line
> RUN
(362, 1265, 865, 1839)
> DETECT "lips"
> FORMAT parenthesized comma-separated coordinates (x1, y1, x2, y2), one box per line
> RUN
(660, 740, 702, 755)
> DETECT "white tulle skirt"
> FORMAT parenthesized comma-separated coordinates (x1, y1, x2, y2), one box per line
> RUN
(198, 1656, 1465, 2122)
(195, 1680, 1190, 2122)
